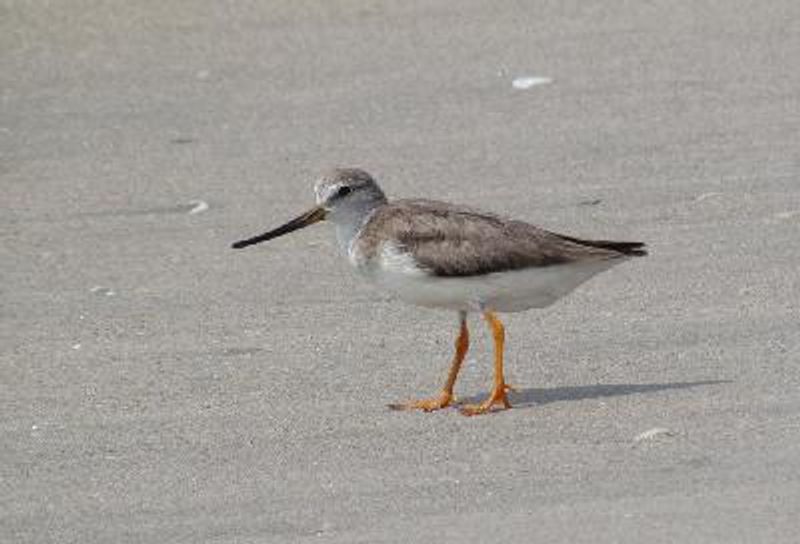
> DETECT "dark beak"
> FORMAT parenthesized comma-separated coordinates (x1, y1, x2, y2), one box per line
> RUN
(231, 206, 327, 249)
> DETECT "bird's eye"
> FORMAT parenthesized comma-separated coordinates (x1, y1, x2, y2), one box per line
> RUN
(335, 186, 352, 198)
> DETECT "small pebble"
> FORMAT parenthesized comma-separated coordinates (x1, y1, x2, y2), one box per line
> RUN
(634, 427, 675, 443)
(188, 200, 209, 214)
(512, 76, 553, 89)
(90, 286, 115, 296)
(694, 192, 721, 202)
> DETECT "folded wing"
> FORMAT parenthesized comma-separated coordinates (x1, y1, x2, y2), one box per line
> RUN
(359, 199, 645, 277)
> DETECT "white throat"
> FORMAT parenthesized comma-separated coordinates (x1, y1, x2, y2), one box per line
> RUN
(330, 205, 379, 256)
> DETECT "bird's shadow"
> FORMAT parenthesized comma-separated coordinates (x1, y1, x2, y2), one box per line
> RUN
(458, 379, 730, 409)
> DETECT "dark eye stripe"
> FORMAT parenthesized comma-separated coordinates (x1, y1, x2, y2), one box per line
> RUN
(336, 186, 352, 198)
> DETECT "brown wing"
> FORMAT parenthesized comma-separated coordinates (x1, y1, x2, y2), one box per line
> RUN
(358, 199, 636, 277)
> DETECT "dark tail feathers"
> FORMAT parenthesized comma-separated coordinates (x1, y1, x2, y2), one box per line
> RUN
(558, 235, 648, 257)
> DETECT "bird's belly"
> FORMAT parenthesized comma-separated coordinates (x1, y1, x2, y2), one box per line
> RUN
(368, 259, 621, 312)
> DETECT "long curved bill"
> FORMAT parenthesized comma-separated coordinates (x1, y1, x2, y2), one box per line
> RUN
(231, 206, 327, 249)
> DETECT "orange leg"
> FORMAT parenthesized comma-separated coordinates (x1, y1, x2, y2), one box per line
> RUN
(389, 312, 469, 412)
(460, 311, 513, 416)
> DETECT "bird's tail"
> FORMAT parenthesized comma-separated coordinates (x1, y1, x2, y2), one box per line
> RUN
(556, 235, 648, 257)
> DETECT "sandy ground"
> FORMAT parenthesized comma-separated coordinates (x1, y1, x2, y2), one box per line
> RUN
(3, 1, 800, 542)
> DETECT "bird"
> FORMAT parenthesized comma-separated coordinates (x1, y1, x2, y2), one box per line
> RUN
(232, 168, 646, 416)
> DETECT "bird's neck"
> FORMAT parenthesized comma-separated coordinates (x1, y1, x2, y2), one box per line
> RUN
(332, 202, 383, 257)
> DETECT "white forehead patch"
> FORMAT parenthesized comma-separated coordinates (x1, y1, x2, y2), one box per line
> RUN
(314, 180, 340, 204)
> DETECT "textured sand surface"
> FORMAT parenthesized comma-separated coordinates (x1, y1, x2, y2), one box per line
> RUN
(2, 1, 800, 542)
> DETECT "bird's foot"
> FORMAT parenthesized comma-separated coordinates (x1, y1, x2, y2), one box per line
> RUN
(388, 391, 454, 412)
(459, 383, 514, 416)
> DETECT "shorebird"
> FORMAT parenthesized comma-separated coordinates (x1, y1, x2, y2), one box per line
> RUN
(232, 168, 646, 415)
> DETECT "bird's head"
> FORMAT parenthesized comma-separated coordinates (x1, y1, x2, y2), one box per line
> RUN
(231, 168, 386, 249)
(313, 168, 387, 223)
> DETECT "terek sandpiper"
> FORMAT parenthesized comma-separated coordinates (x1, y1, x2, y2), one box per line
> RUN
(232, 168, 646, 415)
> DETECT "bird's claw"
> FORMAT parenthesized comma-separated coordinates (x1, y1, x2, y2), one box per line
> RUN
(388, 391, 454, 412)
(459, 383, 514, 416)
